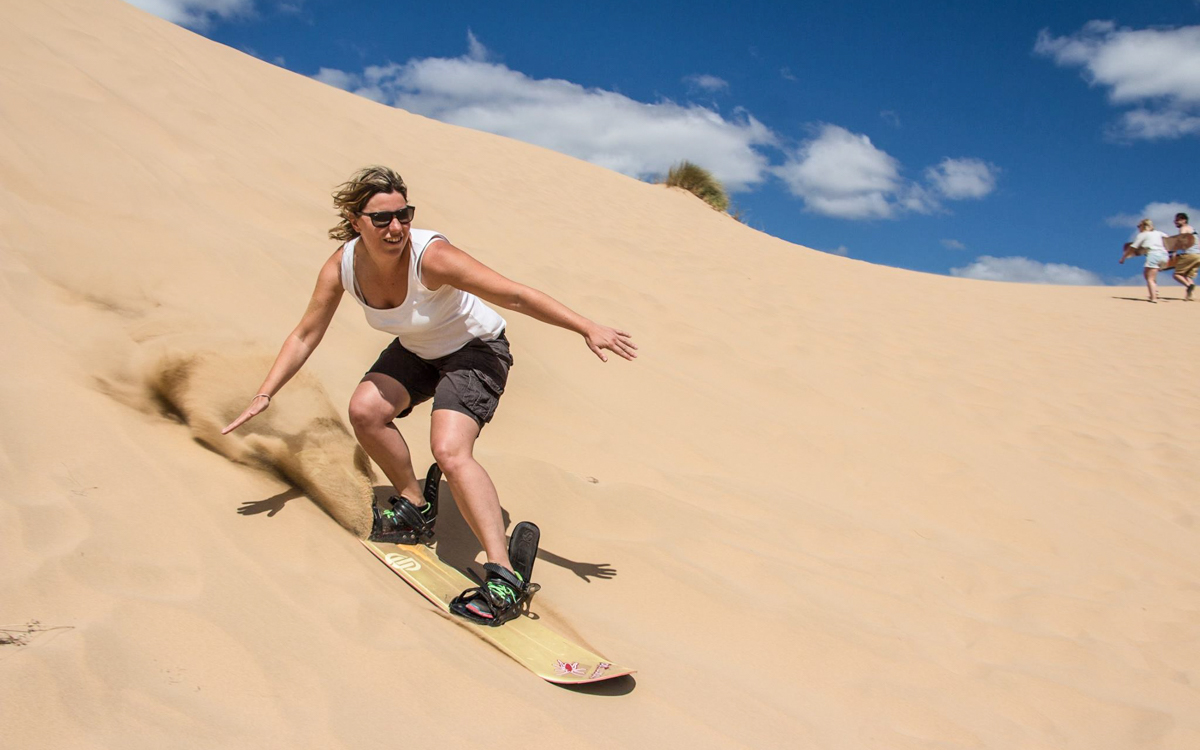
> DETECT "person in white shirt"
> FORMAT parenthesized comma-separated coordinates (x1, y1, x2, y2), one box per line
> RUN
(221, 166, 637, 624)
(1125, 218, 1170, 303)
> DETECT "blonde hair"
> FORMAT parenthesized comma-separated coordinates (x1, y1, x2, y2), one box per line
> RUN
(328, 166, 409, 241)
(1138, 218, 1154, 231)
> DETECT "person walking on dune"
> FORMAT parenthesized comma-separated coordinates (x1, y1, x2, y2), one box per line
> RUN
(1170, 212, 1198, 301)
(1123, 218, 1170, 303)
(222, 166, 636, 624)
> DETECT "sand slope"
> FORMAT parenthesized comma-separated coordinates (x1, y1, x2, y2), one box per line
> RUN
(2, 1, 1199, 748)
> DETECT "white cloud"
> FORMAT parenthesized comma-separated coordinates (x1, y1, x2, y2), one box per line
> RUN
(950, 256, 1104, 285)
(1035, 21, 1200, 140)
(1106, 201, 1199, 232)
(826, 245, 850, 257)
(880, 110, 901, 128)
(466, 30, 489, 62)
(312, 67, 360, 92)
(773, 127, 997, 220)
(684, 74, 729, 93)
(773, 125, 908, 219)
(124, 0, 254, 29)
(773, 125, 948, 219)
(313, 37, 996, 218)
(314, 39, 775, 190)
(925, 158, 998, 200)
(780, 67, 797, 82)
(941, 239, 967, 250)
(1117, 108, 1200, 139)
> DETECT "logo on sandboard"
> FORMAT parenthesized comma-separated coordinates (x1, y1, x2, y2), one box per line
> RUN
(384, 552, 421, 572)
(554, 660, 586, 676)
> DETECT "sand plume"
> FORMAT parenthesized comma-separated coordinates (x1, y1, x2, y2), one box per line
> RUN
(98, 337, 375, 537)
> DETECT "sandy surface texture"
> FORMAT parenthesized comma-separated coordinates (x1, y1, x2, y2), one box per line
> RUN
(2, 1, 1199, 748)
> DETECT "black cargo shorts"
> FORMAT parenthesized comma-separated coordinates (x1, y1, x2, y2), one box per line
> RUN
(366, 331, 513, 428)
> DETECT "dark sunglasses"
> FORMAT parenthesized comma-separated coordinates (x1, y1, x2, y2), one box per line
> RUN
(360, 205, 416, 227)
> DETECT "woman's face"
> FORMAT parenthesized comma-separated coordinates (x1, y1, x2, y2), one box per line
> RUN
(355, 191, 412, 257)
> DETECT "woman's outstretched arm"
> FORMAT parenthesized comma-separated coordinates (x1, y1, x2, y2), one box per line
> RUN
(421, 239, 638, 363)
(222, 250, 346, 433)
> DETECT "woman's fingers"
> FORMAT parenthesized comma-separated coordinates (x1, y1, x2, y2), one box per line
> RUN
(611, 341, 636, 360)
(585, 324, 637, 362)
(610, 331, 637, 360)
(588, 341, 608, 362)
(221, 400, 267, 434)
(221, 410, 252, 434)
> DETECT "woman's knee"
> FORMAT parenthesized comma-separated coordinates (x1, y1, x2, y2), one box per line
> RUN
(430, 439, 473, 475)
(348, 390, 394, 433)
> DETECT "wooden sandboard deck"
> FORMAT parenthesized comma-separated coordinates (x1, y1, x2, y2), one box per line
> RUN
(362, 539, 634, 684)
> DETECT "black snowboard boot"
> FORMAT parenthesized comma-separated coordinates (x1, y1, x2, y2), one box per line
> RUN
(450, 521, 541, 626)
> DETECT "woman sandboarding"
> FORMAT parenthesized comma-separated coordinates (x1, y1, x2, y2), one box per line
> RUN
(222, 166, 637, 624)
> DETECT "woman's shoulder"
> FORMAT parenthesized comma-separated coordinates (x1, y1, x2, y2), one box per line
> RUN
(410, 228, 448, 249)
(318, 243, 350, 285)
(328, 241, 349, 265)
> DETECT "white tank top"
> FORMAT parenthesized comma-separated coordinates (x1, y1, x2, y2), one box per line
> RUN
(340, 229, 506, 359)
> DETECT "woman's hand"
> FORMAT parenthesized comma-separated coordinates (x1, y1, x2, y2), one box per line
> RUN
(584, 324, 638, 362)
(221, 394, 271, 434)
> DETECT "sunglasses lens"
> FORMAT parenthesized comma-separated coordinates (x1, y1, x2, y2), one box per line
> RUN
(366, 207, 415, 227)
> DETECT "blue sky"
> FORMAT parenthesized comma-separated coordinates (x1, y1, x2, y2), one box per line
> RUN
(128, 0, 1200, 285)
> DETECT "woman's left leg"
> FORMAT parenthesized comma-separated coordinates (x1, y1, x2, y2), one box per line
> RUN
(430, 409, 513, 571)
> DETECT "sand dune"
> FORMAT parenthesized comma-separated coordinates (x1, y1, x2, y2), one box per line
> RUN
(2, 1, 1199, 748)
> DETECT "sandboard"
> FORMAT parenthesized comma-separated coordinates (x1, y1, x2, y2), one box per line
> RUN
(1166, 233, 1197, 253)
(362, 537, 634, 684)
(1125, 234, 1197, 256)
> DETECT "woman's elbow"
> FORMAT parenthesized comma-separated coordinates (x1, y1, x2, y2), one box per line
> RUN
(498, 288, 530, 312)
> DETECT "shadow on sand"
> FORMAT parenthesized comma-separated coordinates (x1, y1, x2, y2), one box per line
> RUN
(238, 487, 305, 517)
(1110, 295, 1190, 304)
(238, 473, 619, 583)
(555, 674, 637, 695)
(368, 476, 618, 584)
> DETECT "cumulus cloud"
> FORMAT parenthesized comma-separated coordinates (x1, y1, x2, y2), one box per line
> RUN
(312, 67, 359, 91)
(925, 158, 998, 200)
(1035, 21, 1200, 140)
(773, 125, 943, 219)
(950, 256, 1104, 285)
(314, 39, 774, 190)
(773, 126, 904, 218)
(313, 36, 997, 218)
(124, 0, 254, 29)
(1106, 201, 1200, 232)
